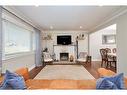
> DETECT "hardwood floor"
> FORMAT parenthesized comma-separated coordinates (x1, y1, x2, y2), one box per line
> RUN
(83, 61, 116, 79)
(83, 61, 100, 79)
(29, 61, 116, 79)
(29, 66, 44, 79)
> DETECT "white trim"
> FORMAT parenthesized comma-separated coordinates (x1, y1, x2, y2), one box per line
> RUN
(28, 65, 35, 71)
(2, 6, 41, 31)
(2, 51, 35, 61)
(2, 11, 35, 32)
(92, 59, 101, 61)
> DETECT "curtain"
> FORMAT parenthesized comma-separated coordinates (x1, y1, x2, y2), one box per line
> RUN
(0, 7, 2, 75)
(34, 28, 42, 67)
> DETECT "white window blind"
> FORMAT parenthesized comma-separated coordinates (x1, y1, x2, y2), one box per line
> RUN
(2, 10, 37, 60)
(3, 20, 32, 55)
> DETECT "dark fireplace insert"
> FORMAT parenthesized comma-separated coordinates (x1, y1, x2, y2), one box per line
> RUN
(60, 53, 69, 61)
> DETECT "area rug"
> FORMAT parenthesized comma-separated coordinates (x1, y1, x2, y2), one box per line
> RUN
(34, 65, 94, 80)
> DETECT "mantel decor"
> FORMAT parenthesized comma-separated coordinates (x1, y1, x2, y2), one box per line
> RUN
(42, 34, 52, 40)
(76, 34, 86, 40)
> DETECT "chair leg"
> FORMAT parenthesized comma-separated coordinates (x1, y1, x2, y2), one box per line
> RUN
(109, 62, 112, 68)
(106, 61, 109, 68)
(115, 61, 117, 70)
(108, 61, 111, 68)
(101, 60, 103, 67)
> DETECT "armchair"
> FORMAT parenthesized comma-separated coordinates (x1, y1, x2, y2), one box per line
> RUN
(76, 52, 91, 64)
(43, 52, 53, 64)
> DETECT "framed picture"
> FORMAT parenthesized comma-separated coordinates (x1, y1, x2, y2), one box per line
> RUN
(102, 34, 116, 44)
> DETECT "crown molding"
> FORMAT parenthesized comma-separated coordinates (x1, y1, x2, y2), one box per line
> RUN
(89, 6, 127, 33)
(2, 6, 43, 31)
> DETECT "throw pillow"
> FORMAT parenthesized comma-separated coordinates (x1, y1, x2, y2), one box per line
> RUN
(0, 70, 26, 90)
(96, 77, 118, 89)
(96, 73, 125, 89)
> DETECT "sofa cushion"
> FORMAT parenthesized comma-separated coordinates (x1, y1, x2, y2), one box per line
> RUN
(7, 76, 26, 89)
(0, 76, 3, 84)
(44, 58, 53, 62)
(96, 78, 117, 89)
(77, 58, 86, 62)
(15, 68, 29, 81)
(98, 68, 115, 77)
(0, 70, 26, 89)
(0, 68, 29, 85)
(124, 77, 127, 89)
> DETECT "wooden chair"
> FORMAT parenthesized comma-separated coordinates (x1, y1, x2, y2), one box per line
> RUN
(100, 48, 117, 69)
(112, 48, 116, 53)
(107, 48, 117, 69)
(111, 48, 117, 69)
(107, 55, 117, 70)
(105, 48, 111, 53)
(100, 49, 108, 67)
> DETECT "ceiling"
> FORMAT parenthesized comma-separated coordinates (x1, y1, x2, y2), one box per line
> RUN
(11, 6, 123, 31)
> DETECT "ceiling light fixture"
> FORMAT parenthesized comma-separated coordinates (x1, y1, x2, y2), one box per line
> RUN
(98, 4, 104, 7)
(80, 26, 82, 29)
(35, 4, 39, 7)
(50, 26, 53, 29)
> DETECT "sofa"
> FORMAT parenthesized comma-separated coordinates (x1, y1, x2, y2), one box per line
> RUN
(0, 67, 127, 89)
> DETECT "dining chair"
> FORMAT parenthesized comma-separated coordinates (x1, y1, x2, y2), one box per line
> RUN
(100, 49, 108, 67)
(107, 54, 117, 70)
(100, 48, 117, 69)
(112, 48, 117, 53)
(105, 48, 111, 53)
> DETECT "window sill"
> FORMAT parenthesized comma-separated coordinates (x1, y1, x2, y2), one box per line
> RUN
(2, 51, 35, 61)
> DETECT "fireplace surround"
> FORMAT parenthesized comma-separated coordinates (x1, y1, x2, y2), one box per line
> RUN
(53, 45, 76, 61)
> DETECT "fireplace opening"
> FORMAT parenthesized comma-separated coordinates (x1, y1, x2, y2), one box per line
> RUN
(60, 53, 69, 61)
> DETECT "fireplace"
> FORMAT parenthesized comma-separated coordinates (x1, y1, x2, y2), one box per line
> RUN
(60, 53, 69, 61)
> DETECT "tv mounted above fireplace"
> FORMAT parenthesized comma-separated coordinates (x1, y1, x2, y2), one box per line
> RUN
(57, 35, 71, 45)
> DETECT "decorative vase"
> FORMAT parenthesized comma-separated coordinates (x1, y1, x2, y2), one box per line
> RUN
(70, 55, 74, 62)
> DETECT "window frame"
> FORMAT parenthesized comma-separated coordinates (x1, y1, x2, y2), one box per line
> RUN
(2, 19, 36, 60)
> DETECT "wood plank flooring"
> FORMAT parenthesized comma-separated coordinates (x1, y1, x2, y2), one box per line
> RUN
(83, 61, 116, 79)
(83, 62, 100, 79)
(29, 66, 44, 79)
(29, 61, 116, 79)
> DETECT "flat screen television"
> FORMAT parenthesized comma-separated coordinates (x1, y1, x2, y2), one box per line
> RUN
(57, 35, 71, 45)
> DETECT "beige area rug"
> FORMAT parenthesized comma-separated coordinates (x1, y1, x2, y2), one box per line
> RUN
(34, 65, 95, 80)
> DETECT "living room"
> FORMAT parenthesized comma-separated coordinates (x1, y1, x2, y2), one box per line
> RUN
(0, 2, 127, 94)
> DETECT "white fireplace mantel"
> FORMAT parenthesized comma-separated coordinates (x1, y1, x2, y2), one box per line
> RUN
(53, 45, 77, 61)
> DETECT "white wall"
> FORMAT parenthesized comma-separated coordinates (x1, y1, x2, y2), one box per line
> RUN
(2, 53, 35, 73)
(89, 28, 116, 61)
(117, 12, 127, 76)
(41, 30, 88, 56)
(0, 7, 2, 75)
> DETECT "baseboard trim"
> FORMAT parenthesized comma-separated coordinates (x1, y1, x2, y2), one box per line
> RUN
(29, 65, 36, 71)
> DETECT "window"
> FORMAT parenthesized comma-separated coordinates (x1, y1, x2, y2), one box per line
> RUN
(2, 20, 36, 59)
